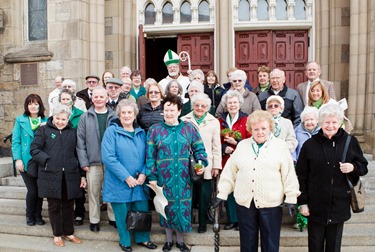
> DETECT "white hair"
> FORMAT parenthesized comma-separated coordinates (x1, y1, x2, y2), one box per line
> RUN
(189, 69, 205, 82)
(62, 79, 77, 91)
(188, 80, 204, 93)
(221, 90, 244, 107)
(318, 103, 344, 124)
(229, 69, 247, 82)
(191, 93, 211, 107)
(300, 106, 319, 122)
(53, 104, 72, 118)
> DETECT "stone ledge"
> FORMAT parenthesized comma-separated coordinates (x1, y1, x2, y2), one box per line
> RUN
(4, 47, 53, 63)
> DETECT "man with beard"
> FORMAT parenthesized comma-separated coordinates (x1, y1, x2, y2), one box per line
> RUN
(159, 49, 190, 97)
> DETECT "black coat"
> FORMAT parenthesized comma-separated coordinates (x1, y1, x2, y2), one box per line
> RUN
(30, 117, 83, 200)
(137, 103, 163, 132)
(296, 128, 368, 224)
(76, 88, 92, 109)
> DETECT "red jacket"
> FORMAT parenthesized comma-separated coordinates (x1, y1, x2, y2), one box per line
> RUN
(218, 111, 251, 167)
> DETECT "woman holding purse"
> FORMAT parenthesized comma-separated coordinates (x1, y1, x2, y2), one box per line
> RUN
(101, 99, 157, 252)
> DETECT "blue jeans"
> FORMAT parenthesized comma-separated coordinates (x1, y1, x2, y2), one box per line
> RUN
(111, 200, 150, 247)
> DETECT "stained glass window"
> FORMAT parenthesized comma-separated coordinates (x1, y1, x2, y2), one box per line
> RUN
(180, 1, 192, 23)
(162, 2, 173, 24)
(145, 3, 156, 24)
(198, 0, 210, 22)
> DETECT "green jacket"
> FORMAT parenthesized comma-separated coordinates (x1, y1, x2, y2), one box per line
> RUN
(11, 114, 48, 171)
(70, 106, 84, 128)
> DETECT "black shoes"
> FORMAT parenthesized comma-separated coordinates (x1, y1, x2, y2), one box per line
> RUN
(162, 242, 173, 252)
(26, 217, 36, 226)
(90, 223, 100, 232)
(137, 241, 157, 249)
(176, 242, 190, 252)
(74, 216, 83, 226)
(109, 220, 117, 229)
(119, 243, 132, 252)
(36, 217, 46, 225)
(224, 222, 238, 230)
(198, 224, 207, 233)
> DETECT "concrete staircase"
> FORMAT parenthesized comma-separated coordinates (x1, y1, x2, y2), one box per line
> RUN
(0, 156, 374, 251)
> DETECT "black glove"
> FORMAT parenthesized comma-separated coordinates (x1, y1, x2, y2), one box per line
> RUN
(287, 203, 296, 217)
(211, 197, 225, 209)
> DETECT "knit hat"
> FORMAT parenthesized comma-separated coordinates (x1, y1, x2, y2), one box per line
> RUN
(164, 49, 180, 66)
(266, 95, 284, 108)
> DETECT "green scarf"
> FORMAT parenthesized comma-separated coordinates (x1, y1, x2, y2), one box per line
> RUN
(312, 98, 323, 109)
(260, 82, 270, 92)
(273, 114, 282, 137)
(29, 117, 41, 131)
(193, 112, 207, 126)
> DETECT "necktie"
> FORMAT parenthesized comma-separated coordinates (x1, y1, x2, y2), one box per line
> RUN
(111, 101, 116, 106)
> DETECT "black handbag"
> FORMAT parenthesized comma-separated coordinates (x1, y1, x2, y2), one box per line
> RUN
(126, 210, 152, 232)
(342, 135, 365, 213)
(183, 122, 204, 183)
(26, 159, 38, 178)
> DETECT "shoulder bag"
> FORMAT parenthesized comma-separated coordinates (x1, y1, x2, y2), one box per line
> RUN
(342, 135, 365, 213)
(183, 123, 203, 184)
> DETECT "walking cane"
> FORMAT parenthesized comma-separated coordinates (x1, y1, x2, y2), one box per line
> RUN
(211, 176, 220, 252)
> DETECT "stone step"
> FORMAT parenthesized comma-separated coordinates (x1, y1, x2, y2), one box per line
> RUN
(0, 214, 374, 248)
(1, 197, 375, 225)
(0, 233, 374, 252)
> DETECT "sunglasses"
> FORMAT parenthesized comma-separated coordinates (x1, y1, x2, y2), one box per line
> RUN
(232, 80, 243, 83)
(149, 91, 160, 95)
(267, 104, 280, 109)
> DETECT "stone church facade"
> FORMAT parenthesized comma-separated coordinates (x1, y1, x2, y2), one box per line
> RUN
(0, 0, 374, 155)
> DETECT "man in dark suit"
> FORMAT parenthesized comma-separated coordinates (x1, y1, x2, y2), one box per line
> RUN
(105, 78, 123, 110)
(296, 61, 336, 106)
(76, 75, 100, 109)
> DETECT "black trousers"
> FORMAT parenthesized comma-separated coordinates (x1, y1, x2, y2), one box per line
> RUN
(308, 220, 344, 252)
(20, 171, 43, 219)
(198, 179, 212, 225)
(47, 175, 74, 237)
(236, 201, 282, 252)
(74, 189, 86, 218)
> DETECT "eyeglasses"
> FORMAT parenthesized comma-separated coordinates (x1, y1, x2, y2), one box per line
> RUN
(123, 82, 131, 86)
(63, 85, 72, 89)
(149, 91, 160, 95)
(194, 104, 208, 109)
(271, 76, 283, 80)
(267, 104, 280, 109)
(86, 81, 98, 84)
(232, 80, 243, 83)
(107, 86, 120, 90)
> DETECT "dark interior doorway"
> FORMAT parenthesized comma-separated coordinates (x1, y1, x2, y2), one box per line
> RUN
(145, 37, 177, 82)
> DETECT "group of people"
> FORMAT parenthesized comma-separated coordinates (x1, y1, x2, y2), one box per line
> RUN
(11, 48, 368, 252)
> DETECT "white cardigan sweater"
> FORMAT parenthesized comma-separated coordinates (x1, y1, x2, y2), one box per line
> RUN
(217, 135, 300, 208)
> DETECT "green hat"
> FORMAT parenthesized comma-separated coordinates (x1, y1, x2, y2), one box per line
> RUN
(164, 49, 180, 66)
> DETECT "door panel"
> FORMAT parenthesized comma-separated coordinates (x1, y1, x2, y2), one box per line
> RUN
(236, 30, 308, 89)
(178, 33, 214, 75)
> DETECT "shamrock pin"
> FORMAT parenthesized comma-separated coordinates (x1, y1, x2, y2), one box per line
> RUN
(51, 133, 56, 139)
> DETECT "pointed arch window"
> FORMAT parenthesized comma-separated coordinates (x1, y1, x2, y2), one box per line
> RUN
(276, 0, 287, 20)
(28, 0, 47, 41)
(257, 0, 269, 20)
(198, 0, 210, 22)
(145, 3, 156, 25)
(180, 1, 192, 23)
(238, 0, 250, 21)
(295, 0, 306, 20)
(162, 2, 173, 24)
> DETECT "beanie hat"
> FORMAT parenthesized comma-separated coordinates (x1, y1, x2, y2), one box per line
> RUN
(164, 49, 180, 66)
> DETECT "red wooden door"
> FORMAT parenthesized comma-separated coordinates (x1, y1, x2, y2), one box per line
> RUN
(235, 30, 308, 89)
(138, 24, 146, 79)
(236, 31, 272, 86)
(177, 33, 214, 75)
(273, 31, 308, 89)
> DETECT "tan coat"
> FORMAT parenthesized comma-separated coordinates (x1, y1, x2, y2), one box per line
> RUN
(181, 112, 222, 179)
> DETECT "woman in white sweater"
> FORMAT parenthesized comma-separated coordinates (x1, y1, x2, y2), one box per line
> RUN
(214, 110, 300, 252)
